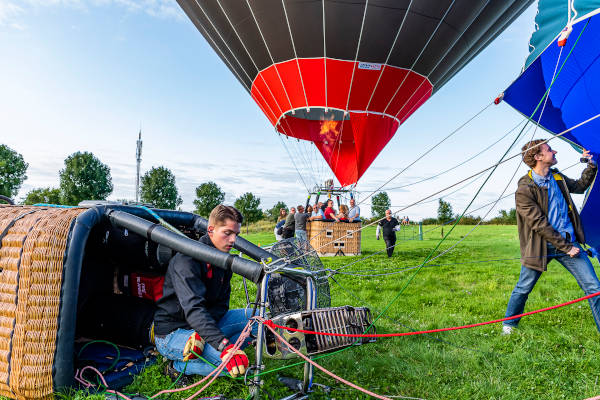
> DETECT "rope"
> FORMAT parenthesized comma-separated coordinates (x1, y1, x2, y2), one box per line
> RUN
(381, 119, 531, 192)
(333, 256, 523, 277)
(358, 16, 590, 212)
(256, 317, 393, 400)
(262, 291, 600, 338)
(392, 0, 493, 121)
(151, 319, 255, 400)
(382, 0, 456, 116)
(329, 275, 490, 355)
(364, 0, 415, 111)
(359, 101, 494, 206)
(278, 133, 311, 192)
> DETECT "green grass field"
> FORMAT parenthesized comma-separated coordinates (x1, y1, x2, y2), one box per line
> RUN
(89, 225, 600, 399)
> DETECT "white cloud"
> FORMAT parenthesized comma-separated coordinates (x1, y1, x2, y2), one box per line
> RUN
(0, 0, 183, 28)
(0, 1, 24, 26)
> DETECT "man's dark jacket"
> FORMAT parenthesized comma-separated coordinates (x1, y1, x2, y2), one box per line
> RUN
(516, 163, 597, 271)
(154, 234, 232, 349)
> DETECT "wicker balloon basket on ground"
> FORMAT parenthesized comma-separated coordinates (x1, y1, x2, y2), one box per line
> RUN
(0, 206, 87, 399)
(0, 204, 203, 399)
(306, 220, 361, 256)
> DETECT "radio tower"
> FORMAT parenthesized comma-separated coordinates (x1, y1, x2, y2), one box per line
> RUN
(135, 130, 142, 203)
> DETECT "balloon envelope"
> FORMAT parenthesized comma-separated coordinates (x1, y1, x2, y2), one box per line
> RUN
(504, 1, 600, 247)
(178, 0, 532, 186)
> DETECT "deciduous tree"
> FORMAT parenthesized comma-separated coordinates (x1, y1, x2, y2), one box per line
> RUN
(23, 187, 61, 205)
(0, 144, 28, 199)
(59, 151, 112, 205)
(234, 192, 262, 233)
(140, 166, 182, 210)
(371, 192, 391, 220)
(437, 199, 453, 224)
(193, 181, 225, 217)
(265, 201, 287, 222)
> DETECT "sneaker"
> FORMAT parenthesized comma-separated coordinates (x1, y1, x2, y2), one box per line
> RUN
(501, 325, 514, 335)
(164, 361, 195, 387)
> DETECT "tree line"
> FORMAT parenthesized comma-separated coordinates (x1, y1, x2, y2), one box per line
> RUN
(1, 144, 516, 224)
(0, 145, 261, 220)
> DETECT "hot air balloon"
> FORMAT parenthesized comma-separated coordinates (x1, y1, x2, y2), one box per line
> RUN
(503, 1, 600, 248)
(177, 0, 533, 187)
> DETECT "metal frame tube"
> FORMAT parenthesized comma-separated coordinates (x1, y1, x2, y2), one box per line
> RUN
(252, 273, 270, 399)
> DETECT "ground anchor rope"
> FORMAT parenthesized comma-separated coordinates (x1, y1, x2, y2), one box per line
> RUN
(262, 291, 600, 338)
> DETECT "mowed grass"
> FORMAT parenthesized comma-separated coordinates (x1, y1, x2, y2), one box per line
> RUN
(95, 225, 600, 399)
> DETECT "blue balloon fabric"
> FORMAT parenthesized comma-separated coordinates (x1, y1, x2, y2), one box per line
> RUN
(504, 3, 600, 248)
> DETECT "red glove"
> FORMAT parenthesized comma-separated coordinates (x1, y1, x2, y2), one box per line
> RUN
(220, 344, 249, 377)
(183, 332, 205, 361)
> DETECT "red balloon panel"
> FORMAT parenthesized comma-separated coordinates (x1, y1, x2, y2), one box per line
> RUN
(278, 113, 399, 186)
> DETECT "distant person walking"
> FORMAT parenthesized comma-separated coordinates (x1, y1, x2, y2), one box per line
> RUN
(377, 209, 400, 257)
(502, 140, 600, 335)
(294, 205, 310, 241)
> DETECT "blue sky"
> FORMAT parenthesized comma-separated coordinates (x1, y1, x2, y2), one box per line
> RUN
(0, 1, 589, 219)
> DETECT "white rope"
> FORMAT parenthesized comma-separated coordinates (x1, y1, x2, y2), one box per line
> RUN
(288, 112, 600, 262)
(214, 0, 285, 117)
(393, 0, 492, 120)
(278, 117, 315, 182)
(281, 0, 309, 111)
(331, 0, 370, 178)
(364, 0, 415, 111)
(278, 132, 311, 192)
(322, 0, 328, 111)
(246, 0, 295, 112)
(382, 0, 456, 116)
(190, 0, 281, 124)
(358, 101, 493, 206)
(190, 0, 253, 85)
(382, 119, 531, 192)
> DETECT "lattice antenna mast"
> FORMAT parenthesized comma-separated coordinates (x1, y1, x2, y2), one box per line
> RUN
(135, 130, 142, 203)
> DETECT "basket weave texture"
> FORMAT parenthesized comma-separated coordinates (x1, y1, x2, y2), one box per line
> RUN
(0, 205, 85, 399)
(306, 220, 361, 256)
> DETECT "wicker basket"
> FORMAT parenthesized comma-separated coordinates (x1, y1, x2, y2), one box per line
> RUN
(306, 220, 361, 256)
(0, 205, 86, 399)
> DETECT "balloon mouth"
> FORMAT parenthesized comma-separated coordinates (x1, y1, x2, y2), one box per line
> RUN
(282, 107, 350, 122)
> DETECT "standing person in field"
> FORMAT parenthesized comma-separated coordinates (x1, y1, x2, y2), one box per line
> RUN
(502, 140, 599, 335)
(294, 205, 310, 241)
(154, 205, 253, 380)
(348, 198, 361, 222)
(377, 209, 400, 258)
(282, 207, 296, 239)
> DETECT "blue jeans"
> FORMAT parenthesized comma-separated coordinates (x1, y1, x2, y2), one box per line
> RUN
(504, 243, 600, 332)
(155, 308, 257, 375)
(295, 230, 307, 241)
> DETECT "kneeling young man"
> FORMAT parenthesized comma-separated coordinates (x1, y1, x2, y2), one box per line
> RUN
(154, 205, 253, 377)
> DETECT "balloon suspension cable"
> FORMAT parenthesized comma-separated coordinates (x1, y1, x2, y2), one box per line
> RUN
(290, 22, 594, 264)
(288, 42, 595, 271)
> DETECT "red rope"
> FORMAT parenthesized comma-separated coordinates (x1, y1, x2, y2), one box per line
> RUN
(263, 291, 600, 337)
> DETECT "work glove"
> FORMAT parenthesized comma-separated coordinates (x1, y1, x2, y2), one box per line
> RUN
(376, 225, 381, 240)
(220, 343, 249, 377)
(183, 332, 205, 361)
